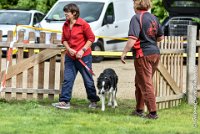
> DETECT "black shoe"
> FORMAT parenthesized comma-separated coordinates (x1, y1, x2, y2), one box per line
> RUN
(145, 113, 158, 119)
(131, 110, 145, 117)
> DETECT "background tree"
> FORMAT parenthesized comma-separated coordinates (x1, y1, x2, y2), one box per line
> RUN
(0, 0, 57, 14)
(16, 0, 57, 13)
(151, 0, 168, 23)
(0, 0, 19, 9)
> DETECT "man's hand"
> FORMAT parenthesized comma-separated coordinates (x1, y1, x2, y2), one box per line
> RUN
(76, 49, 84, 59)
(121, 38, 136, 64)
(68, 48, 77, 57)
(121, 52, 127, 64)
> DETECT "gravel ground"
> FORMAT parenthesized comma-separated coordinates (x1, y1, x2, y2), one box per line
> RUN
(73, 58, 136, 100)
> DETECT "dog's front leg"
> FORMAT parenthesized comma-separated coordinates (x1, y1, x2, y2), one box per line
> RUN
(108, 87, 113, 106)
(113, 89, 118, 108)
(101, 94, 105, 111)
(108, 92, 112, 106)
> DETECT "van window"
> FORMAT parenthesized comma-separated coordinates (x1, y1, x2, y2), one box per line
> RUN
(46, 2, 104, 23)
(36, 13, 44, 22)
(171, 1, 200, 7)
(33, 13, 44, 25)
(103, 3, 115, 26)
(0, 12, 31, 25)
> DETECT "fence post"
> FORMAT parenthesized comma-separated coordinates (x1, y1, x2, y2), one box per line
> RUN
(186, 25, 197, 105)
(198, 30, 200, 86)
(0, 30, 2, 41)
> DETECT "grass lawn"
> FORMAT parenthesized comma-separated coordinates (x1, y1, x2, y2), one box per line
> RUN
(0, 98, 199, 134)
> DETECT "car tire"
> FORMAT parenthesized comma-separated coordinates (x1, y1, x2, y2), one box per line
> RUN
(92, 40, 104, 63)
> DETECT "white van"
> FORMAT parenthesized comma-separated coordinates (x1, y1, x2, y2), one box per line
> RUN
(39, 0, 134, 62)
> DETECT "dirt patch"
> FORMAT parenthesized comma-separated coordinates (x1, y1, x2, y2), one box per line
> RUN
(72, 59, 136, 100)
(72, 58, 187, 100)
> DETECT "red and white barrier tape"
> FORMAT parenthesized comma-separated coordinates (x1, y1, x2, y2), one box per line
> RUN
(78, 59, 95, 76)
(0, 41, 15, 92)
(0, 25, 18, 92)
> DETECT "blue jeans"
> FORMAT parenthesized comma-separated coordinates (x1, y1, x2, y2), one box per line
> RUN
(59, 54, 100, 103)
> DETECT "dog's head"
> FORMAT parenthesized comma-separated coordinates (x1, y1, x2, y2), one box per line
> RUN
(97, 73, 111, 94)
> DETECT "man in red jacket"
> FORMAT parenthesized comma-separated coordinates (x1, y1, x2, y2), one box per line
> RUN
(52, 3, 100, 109)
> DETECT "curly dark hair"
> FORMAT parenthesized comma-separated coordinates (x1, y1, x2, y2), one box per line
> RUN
(63, 3, 80, 19)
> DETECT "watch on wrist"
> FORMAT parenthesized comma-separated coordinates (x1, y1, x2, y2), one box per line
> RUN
(82, 48, 87, 52)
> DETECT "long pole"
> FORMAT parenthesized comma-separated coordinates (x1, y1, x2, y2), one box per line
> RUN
(186, 25, 197, 104)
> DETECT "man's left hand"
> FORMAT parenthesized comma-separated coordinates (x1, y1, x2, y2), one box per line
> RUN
(76, 50, 84, 59)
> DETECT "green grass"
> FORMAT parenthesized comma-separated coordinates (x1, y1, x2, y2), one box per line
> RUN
(0, 98, 199, 134)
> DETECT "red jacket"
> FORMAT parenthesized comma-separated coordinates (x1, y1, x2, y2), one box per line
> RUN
(62, 18, 95, 58)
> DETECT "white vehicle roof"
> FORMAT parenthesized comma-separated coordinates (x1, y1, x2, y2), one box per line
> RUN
(0, 9, 44, 14)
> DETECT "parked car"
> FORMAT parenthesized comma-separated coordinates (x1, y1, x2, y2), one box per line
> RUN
(162, 0, 200, 44)
(0, 9, 45, 56)
(0, 9, 45, 41)
(39, 0, 135, 62)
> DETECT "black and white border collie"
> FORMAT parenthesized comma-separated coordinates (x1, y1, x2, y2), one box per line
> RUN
(97, 68, 118, 111)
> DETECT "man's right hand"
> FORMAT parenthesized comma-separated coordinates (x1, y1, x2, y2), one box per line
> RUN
(68, 48, 77, 57)
(121, 53, 127, 64)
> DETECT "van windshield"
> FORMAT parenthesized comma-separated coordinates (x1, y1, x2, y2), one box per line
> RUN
(46, 2, 104, 23)
(0, 12, 31, 25)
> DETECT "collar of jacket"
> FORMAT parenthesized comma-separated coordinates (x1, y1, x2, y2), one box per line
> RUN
(64, 18, 83, 26)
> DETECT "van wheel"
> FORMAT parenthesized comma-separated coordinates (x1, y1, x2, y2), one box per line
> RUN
(92, 41, 104, 63)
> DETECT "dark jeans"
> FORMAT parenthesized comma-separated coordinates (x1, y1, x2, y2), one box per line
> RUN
(59, 54, 100, 103)
(134, 54, 160, 112)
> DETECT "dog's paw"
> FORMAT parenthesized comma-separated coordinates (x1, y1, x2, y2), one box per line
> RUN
(107, 102, 112, 106)
(112, 104, 118, 108)
(101, 108, 105, 111)
(114, 103, 118, 107)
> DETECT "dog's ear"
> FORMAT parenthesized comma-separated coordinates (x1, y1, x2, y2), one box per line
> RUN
(98, 73, 104, 81)
(97, 73, 104, 87)
(97, 78, 102, 89)
(97, 81, 101, 88)
(115, 75, 118, 83)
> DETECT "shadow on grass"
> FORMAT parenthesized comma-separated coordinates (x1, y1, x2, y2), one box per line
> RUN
(0, 97, 136, 116)
(1, 97, 199, 117)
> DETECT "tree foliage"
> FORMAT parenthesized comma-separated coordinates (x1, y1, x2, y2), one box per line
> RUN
(192, 18, 200, 24)
(151, 0, 168, 23)
(0, 0, 57, 13)
(0, 0, 19, 9)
